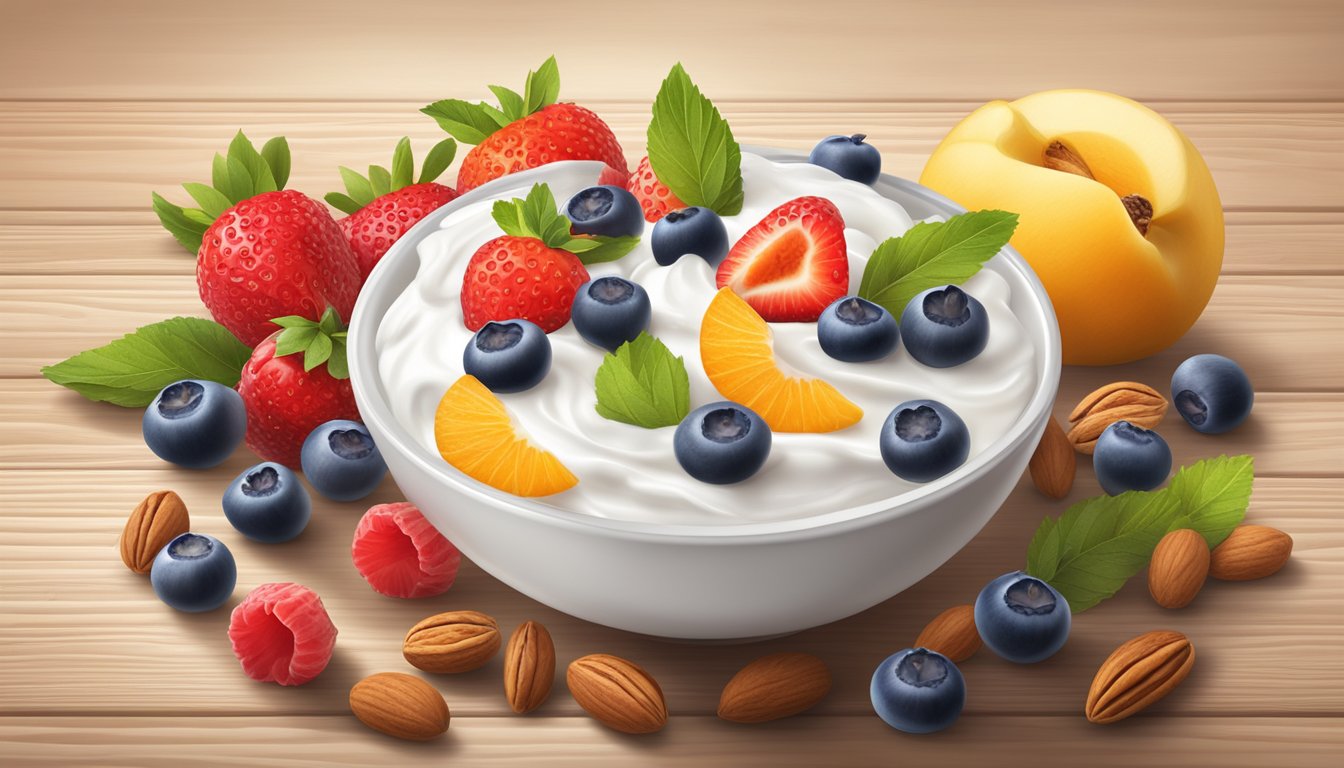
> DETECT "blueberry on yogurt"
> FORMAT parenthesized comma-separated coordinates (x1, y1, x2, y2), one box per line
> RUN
(1092, 420, 1172, 496)
(900, 285, 989, 368)
(674, 402, 771, 484)
(571, 276, 652, 352)
(1170, 353, 1254, 434)
(651, 206, 730, 267)
(565, 185, 645, 238)
(870, 648, 965, 733)
(463, 319, 552, 393)
(974, 572, 1071, 664)
(879, 400, 970, 483)
(809, 134, 882, 185)
(817, 296, 899, 362)
(142, 379, 246, 469)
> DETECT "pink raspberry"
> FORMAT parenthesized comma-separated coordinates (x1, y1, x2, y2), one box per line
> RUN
(228, 582, 337, 686)
(352, 502, 461, 599)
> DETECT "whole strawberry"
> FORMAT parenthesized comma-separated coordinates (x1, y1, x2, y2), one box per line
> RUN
(461, 183, 640, 333)
(422, 56, 627, 194)
(237, 308, 358, 468)
(326, 137, 460, 280)
(153, 133, 361, 347)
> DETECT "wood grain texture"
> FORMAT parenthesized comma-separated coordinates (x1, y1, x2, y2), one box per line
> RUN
(1, 102, 1340, 211)
(2, 716, 1342, 768)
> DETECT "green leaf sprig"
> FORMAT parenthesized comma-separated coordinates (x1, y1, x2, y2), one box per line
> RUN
(324, 136, 457, 214)
(857, 210, 1019, 316)
(269, 306, 351, 380)
(421, 56, 561, 145)
(646, 63, 743, 216)
(593, 333, 691, 429)
(1026, 455, 1254, 612)
(492, 183, 639, 265)
(151, 131, 291, 253)
(40, 317, 252, 407)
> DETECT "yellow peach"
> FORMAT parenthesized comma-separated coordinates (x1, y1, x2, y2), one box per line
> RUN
(919, 90, 1223, 366)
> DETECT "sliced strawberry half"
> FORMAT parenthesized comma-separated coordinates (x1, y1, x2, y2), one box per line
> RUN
(716, 196, 849, 322)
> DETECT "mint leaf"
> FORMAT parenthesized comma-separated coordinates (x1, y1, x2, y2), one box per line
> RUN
(492, 183, 640, 261)
(563, 235, 640, 265)
(1025, 455, 1254, 611)
(594, 333, 690, 429)
(1168, 455, 1255, 547)
(858, 211, 1019, 316)
(40, 317, 251, 407)
(421, 99, 509, 144)
(647, 63, 743, 216)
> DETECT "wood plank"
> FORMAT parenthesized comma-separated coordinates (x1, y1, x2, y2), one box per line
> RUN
(0, 102, 1340, 211)
(1, 469, 1339, 716)
(4, 212, 1339, 276)
(7, 275, 1343, 393)
(2, 0, 1341, 101)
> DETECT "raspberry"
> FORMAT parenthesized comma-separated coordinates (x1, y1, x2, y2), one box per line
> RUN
(352, 502, 461, 598)
(228, 582, 337, 686)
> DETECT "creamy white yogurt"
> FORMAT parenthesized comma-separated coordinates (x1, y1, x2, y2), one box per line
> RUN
(376, 154, 1038, 525)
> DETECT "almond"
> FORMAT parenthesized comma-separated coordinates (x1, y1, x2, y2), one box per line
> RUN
(403, 610, 501, 674)
(717, 652, 831, 724)
(503, 620, 555, 714)
(1067, 382, 1168, 454)
(914, 604, 982, 662)
(119, 490, 190, 575)
(567, 653, 667, 734)
(1210, 524, 1293, 581)
(349, 672, 450, 740)
(1085, 630, 1195, 724)
(1148, 529, 1210, 609)
(1028, 416, 1075, 499)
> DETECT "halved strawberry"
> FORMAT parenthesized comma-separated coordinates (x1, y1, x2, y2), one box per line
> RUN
(716, 196, 849, 322)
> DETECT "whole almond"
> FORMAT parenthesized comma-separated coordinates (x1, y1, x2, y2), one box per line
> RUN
(119, 490, 190, 575)
(1085, 630, 1195, 724)
(1148, 529, 1210, 609)
(1210, 525, 1293, 581)
(503, 620, 555, 714)
(717, 652, 831, 724)
(1067, 382, 1168, 454)
(403, 610, 501, 674)
(567, 654, 667, 734)
(1028, 416, 1075, 499)
(914, 604, 982, 662)
(349, 672, 450, 740)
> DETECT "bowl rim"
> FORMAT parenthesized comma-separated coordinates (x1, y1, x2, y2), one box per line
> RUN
(349, 146, 1062, 543)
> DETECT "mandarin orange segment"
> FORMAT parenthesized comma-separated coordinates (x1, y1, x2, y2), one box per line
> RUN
(433, 375, 577, 497)
(700, 288, 863, 433)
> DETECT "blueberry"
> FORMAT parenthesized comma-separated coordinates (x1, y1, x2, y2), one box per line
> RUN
(974, 571, 1071, 664)
(223, 462, 312, 543)
(1171, 353, 1254, 434)
(141, 379, 246, 468)
(651, 207, 729, 267)
(817, 296, 899, 362)
(808, 134, 882, 185)
(870, 648, 965, 733)
(150, 532, 237, 613)
(879, 400, 970, 483)
(673, 401, 771, 484)
(571, 277, 652, 352)
(900, 285, 990, 368)
(300, 420, 388, 502)
(565, 185, 645, 238)
(1093, 420, 1172, 496)
(462, 319, 552, 393)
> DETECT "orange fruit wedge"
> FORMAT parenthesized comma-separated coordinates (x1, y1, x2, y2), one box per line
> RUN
(700, 287, 863, 433)
(433, 375, 578, 497)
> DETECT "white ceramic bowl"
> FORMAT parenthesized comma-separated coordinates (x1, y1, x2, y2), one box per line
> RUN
(349, 147, 1061, 640)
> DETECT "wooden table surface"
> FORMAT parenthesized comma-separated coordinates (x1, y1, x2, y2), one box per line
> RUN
(2, 1, 1342, 765)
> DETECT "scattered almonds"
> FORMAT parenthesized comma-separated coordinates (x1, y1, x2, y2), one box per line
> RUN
(119, 490, 190, 575)
(1028, 416, 1076, 499)
(914, 605, 982, 662)
(1066, 381, 1168, 454)
(403, 610, 501, 674)
(1085, 630, 1195, 724)
(717, 652, 831, 724)
(1148, 529, 1210, 609)
(567, 653, 668, 734)
(503, 620, 555, 714)
(1210, 524, 1293, 581)
(349, 672, 450, 741)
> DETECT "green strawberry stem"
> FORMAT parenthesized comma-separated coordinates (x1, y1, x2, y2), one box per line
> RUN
(270, 306, 350, 380)
(420, 56, 561, 146)
(151, 131, 291, 254)
(324, 136, 459, 215)
(491, 183, 639, 265)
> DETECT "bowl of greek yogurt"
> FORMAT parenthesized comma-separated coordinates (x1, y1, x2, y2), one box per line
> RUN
(349, 147, 1061, 640)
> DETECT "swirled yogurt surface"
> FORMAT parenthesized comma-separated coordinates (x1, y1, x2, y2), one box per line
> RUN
(376, 153, 1038, 525)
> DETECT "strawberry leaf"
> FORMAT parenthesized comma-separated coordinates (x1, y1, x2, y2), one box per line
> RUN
(647, 63, 743, 216)
(368, 165, 393, 198)
(182, 183, 232, 219)
(150, 193, 208, 253)
(268, 307, 350, 380)
(523, 55, 560, 115)
(324, 192, 363, 216)
(422, 55, 562, 145)
(419, 139, 457, 184)
(563, 235, 640, 265)
(491, 183, 640, 262)
(489, 85, 527, 123)
(153, 132, 289, 253)
(391, 137, 414, 189)
(339, 167, 374, 207)
(261, 136, 291, 189)
(421, 99, 509, 145)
